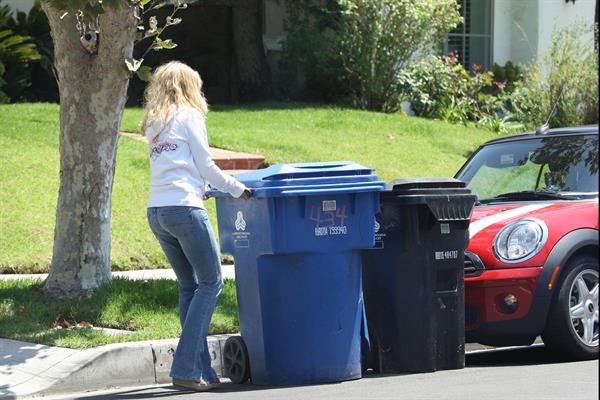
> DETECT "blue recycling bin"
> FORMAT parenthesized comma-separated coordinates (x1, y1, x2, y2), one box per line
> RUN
(211, 161, 385, 386)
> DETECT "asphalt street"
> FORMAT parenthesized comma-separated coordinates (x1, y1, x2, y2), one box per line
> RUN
(51, 346, 599, 400)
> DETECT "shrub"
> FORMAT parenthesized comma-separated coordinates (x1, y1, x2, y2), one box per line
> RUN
(0, 29, 40, 103)
(0, 0, 58, 102)
(509, 24, 599, 130)
(396, 53, 519, 132)
(491, 61, 522, 94)
(395, 53, 463, 119)
(337, 0, 461, 112)
(5, 0, 57, 102)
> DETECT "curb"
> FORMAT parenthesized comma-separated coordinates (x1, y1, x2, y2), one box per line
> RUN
(6, 334, 233, 399)
(6, 336, 544, 399)
(152, 335, 232, 385)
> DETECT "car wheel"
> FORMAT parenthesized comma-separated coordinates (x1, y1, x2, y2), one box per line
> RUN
(542, 255, 599, 360)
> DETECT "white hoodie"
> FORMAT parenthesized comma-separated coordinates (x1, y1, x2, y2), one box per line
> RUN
(145, 107, 246, 208)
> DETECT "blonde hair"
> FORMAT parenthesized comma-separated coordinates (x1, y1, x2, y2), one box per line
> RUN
(141, 61, 209, 135)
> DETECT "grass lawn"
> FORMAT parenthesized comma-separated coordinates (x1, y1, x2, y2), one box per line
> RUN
(0, 278, 238, 349)
(122, 102, 493, 179)
(1, 102, 501, 273)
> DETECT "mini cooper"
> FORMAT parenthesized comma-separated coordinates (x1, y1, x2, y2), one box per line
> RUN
(455, 126, 598, 359)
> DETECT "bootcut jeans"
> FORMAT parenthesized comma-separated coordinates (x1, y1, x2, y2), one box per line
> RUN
(147, 206, 223, 383)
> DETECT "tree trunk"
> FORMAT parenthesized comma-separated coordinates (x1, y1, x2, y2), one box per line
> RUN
(41, 2, 136, 298)
(231, 0, 270, 100)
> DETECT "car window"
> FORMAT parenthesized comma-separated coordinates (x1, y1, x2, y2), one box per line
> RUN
(468, 158, 547, 199)
(457, 135, 598, 200)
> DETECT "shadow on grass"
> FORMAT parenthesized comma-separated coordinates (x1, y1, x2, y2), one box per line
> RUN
(210, 101, 351, 113)
(211, 279, 239, 334)
(0, 278, 239, 348)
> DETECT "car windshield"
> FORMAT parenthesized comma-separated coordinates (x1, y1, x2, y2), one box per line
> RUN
(456, 134, 599, 202)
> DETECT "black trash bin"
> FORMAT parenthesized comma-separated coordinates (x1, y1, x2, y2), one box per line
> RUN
(361, 178, 477, 374)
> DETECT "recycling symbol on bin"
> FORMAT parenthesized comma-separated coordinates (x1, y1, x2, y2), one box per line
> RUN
(235, 211, 246, 231)
(374, 220, 380, 233)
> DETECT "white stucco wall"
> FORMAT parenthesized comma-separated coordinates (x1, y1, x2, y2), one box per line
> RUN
(3, 0, 35, 13)
(493, 0, 513, 64)
(493, 0, 539, 65)
(493, 0, 596, 66)
(537, 0, 596, 56)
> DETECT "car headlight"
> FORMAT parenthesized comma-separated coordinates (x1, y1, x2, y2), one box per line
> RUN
(493, 218, 548, 263)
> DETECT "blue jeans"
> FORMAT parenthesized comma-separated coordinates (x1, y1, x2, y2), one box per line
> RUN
(147, 206, 223, 382)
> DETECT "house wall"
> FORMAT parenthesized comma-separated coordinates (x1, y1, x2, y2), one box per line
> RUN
(493, 0, 539, 65)
(3, 0, 35, 13)
(536, 0, 596, 56)
(493, 0, 596, 66)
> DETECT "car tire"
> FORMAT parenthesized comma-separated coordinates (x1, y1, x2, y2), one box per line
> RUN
(542, 255, 599, 360)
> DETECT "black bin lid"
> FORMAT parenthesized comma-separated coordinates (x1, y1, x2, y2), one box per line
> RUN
(387, 178, 468, 195)
(383, 178, 477, 221)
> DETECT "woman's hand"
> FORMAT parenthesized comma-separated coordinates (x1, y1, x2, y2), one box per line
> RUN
(240, 188, 252, 200)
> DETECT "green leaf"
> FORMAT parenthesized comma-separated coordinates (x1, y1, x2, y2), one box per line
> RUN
(124, 57, 143, 72)
(166, 16, 182, 26)
(144, 29, 158, 39)
(0, 30, 12, 41)
(153, 38, 177, 50)
(0, 29, 40, 63)
(1, 34, 32, 49)
(148, 16, 158, 31)
(147, 1, 168, 11)
(136, 65, 153, 82)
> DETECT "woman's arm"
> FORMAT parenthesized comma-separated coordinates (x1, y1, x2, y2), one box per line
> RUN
(185, 109, 247, 198)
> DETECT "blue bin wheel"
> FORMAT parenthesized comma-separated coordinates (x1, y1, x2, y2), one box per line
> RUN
(223, 336, 250, 384)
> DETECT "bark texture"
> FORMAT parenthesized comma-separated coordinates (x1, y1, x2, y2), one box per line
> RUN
(41, 2, 136, 298)
(231, 0, 270, 100)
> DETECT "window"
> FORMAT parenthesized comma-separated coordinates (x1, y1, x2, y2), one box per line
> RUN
(457, 135, 599, 201)
(444, 0, 493, 69)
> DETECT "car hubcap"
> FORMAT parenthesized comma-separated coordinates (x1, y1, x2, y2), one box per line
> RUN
(569, 269, 599, 347)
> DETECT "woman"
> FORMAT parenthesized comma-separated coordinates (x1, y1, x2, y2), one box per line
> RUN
(142, 61, 251, 391)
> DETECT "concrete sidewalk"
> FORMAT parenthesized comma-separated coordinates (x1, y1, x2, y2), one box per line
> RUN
(0, 335, 233, 399)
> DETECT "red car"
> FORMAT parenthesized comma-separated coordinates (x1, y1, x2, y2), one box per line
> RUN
(455, 126, 598, 360)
